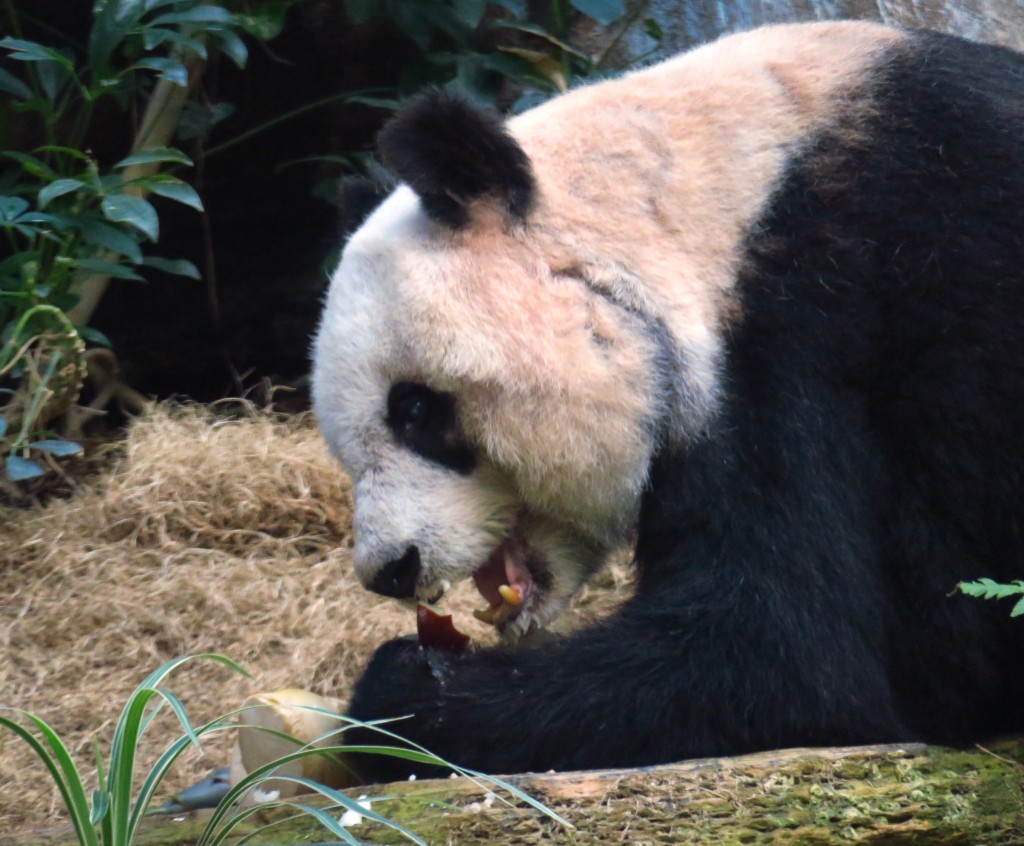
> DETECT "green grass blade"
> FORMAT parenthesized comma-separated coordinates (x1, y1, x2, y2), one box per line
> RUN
(112, 654, 251, 841)
(90, 788, 110, 827)
(130, 720, 236, 834)
(212, 802, 364, 846)
(0, 713, 99, 846)
(336, 715, 572, 828)
(154, 688, 203, 750)
(137, 653, 252, 691)
(271, 775, 429, 844)
(93, 740, 112, 845)
(108, 686, 157, 842)
(460, 769, 573, 827)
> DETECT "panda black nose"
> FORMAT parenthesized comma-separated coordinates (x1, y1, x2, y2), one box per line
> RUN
(368, 546, 421, 599)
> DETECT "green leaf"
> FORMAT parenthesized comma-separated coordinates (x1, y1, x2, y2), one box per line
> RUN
(0, 712, 99, 846)
(38, 179, 87, 209)
(73, 258, 144, 280)
(129, 57, 188, 86)
(387, 2, 439, 50)
(233, 0, 292, 40)
(149, 5, 236, 26)
(33, 145, 90, 162)
(175, 100, 235, 141)
(114, 147, 193, 169)
(453, 0, 486, 28)
(75, 325, 112, 347)
(211, 28, 248, 69)
(140, 256, 200, 279)
(0, 66, 31, 100)
(144, 179, 203, 211)
(1012, 596, 1024, 618)
(141, 27, 209, 60)
(3, 151, 60, 181)
(29, 439, 84, 456)
(101, 194, 159, 240)
(90, 0, 146, 69)
(344, 0, 383, 24)
(643, 17, 664, 41)
(0, 196, 30, 222)
(569, 0, 625, 25)
(490, 0, 525, 16)
(79, 218, 144, 263)
(0, 37, 75, 71)
(6, 455, 45, 480)
(90, 789, 110, 827)
(19, 211, 78, 231)
(35, 53, 74, 100)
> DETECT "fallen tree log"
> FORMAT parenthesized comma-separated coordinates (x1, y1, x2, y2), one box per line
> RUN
(13, 740, 1024, 845)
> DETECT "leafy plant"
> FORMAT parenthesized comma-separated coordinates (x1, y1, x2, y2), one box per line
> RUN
(1, 654, 569, 845)
(958, 578, 1024, 617)
(0, 0, 281, 482)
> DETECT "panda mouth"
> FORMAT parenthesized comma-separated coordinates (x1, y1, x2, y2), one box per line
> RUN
(470, 534, 536, 628)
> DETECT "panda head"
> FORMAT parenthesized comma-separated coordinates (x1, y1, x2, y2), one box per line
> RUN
(313, 83, 735, 638)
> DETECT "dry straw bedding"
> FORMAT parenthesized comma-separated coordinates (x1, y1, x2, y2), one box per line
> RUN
(0, 406, 631, 837)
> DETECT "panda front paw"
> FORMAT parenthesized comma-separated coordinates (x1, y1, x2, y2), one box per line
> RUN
(347, 636, 458, 725)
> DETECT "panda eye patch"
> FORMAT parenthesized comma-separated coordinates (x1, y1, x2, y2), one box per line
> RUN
(386, 382, 476, 475)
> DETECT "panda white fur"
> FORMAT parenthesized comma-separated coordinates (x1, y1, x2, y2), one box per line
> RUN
(312, 21, 1024, 779)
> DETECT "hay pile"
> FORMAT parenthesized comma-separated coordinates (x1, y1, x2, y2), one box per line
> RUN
(0, 405, 632, 837)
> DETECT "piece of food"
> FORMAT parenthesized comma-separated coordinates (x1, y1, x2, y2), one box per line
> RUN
(229, 688, 360, 800)
(417, 604, 471, 652)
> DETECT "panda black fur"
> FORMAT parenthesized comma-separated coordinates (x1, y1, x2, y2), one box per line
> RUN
(312, 21, 1024, 780)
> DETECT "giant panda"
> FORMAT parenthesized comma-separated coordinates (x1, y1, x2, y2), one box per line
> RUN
(311, 20, 1024, 781)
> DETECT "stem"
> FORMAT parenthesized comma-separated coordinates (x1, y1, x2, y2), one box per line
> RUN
(201, 90, 392, 161)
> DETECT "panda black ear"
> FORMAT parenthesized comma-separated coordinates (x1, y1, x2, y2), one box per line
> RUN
(377, 89, 535, 228)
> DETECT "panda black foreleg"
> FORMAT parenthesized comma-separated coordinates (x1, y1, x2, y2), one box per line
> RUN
(341, 571, 906, 783)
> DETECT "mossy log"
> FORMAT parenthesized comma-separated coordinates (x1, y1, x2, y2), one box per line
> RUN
(13, 741, 1024, 846)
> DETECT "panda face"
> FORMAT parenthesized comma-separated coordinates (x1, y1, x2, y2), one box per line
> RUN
(313, 185, 650, 637)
